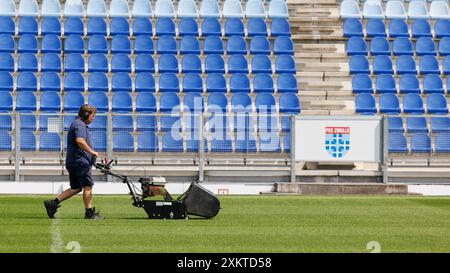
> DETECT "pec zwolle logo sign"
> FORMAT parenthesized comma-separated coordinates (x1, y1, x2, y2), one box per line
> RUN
(325, 127, 350, 158)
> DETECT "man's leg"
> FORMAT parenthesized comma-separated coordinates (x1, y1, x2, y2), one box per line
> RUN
(82, 186, 93, 209)
(57, 188, 82, 203)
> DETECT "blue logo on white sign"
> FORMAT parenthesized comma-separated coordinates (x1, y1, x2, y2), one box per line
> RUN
(325, 127, 350, 158)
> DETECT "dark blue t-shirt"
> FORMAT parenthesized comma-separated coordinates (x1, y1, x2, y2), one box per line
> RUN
(66, 117, 93, 169)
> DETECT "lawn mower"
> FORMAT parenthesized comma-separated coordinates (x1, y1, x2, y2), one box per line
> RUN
(92, 158, 221, 220)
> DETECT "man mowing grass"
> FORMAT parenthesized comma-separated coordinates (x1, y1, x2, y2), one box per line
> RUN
(44, 104, 104, 220)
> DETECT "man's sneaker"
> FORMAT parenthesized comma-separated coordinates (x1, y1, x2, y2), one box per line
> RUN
(44, 200, 60, 219)
(84, 207, 104, 220)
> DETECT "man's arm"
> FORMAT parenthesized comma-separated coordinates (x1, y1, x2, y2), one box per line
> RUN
(76, 137, 99, 158)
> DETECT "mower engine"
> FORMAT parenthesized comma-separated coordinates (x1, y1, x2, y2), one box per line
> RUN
(139, 177, 174, 201)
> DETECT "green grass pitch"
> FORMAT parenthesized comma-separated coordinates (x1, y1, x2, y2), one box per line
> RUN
(1, 195, 450, 253)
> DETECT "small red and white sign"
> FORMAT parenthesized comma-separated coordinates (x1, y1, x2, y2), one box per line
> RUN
(218, 189, 229, 195)
(325, 127, 350, 134)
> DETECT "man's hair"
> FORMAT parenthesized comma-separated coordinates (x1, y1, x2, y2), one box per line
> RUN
(78, 104, 97, 121)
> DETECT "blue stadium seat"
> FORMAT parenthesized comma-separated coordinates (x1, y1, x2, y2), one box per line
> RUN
(277, 74, 298, 93)
(403, 93, 425, 114)
(64, 72, 85, 92)
(88, 53, 108, 72)
(362, 0, 384, 19)
(87, 17, 107, 36)
(88, 91, 109, 112)
(246, 0, 266, 18)
(20, 131, 36, 151)
(406, 117, 428, 133)
(412, 19, 432, 38)
(184, 92, 204, 114)
(408, 1, 429, 19)
(423, 74, 444, 94)
(279, 93, 300, 131)
(157, 35, 177, 54)
(64, 18, 83, 37)
(205, 55, 225, 73)
(275, 55, 296, 74)
(388, 132, 408, 153)
(111, 54, 131, 73)
(379, 93, 401, 114)
(352, 74, 373, 93)
(207, 92, 228, 112)
(0, 94, 12, 134)
(270, 18, 291, 37)
(135, 73, 155, 92)
(19, 16, 38, 35)
(0, 71, 12, 92)
(370, 37, 390, 56)
(253, 74, 274, 93)
(435, 19, 450, 38)
(135, 54, 155, 73)
(18, 53, 38, 72)
(182, 74, 203, 93)
(158, 54, 179, 73)
(87, 0, 107, 17)
(0, 34, 14, 53)
(64, 53, 85, 72)
(248, 18, 268, 37)
(347, 36, 367, 55)
(64, 0, 84, 17)
(111, 35, 131, 54)
(200, 0, 221, 18)
(110, 18, 130, 36)
(87, 35, 107, 54)
(41, 53, 61, 72)
(203, 36, 224, 54)
(385, 0, 407, 19)
(41, 35, 61, 53)
(393, 37, 413, 56)
(430, 0, 450, 19)
(113, 132, 134, 152)
(109, 0, 130, 17)
(274, 36, 294, 55)
(223, 0, 244, 18)
(155, 0, 176, 18)
(251, 55, 272, 74)
(227, 36, 247, 55)
(136, 92, 157, 112)
(161, 133, 183, 152)
(137, 111, 157, 132)
(132, 0, 154, 18)
(18, 34, 37, 53)
(349, 55, 370, 74)
(16, 92, 37, 131)
(419, 55, 440, 75)
(0, 53, 14, 72)
(90, 131, 106, 151)
(17, 72, 37, 91)
(39, 91, 61, 112)
(268, 0, 289, 18)
(180, 36, 200, 55)
(187, 132, 209, 153)
(411, 133, 431, 153)
(396, 55, 417, 75)
(0, 17, 14, 36)
(416, 37, 436, 56)
(88, 72, 109, 92)
(202, 17, 222, 36)
(112, 92, 132, 111)
(259, 132, 281, 152)
(40, 72, 61, 92)
(435, 133, 450, 153)
(439, 37, 450, 56)
(224, 18, 244, 37)
(431, 117, 450, 133)
(159, 73, 179, 92)
(389, 19, 409, 38)
(179, 18, 199, 36)
(444, 56, 450, 75)
(388, 117, 404, 133)
(206, 73, 227, 93)
(230, 73, 250, 93)
(112, 72, 132, 92)
(159, 93, 181, 132)
(343, 18, 363, 38)
(255, 92, 276, 114)
(283, 132, 291, 152)
(138, 132, 158, 152)
(250, 36, 270, 55)
(159, 92, 180, 112)
(0, 131, 11, 151)
(373, 55, 394, 75)
(132, 17, 153, 36)
(235, 133, 257, 152)
(156, 17, 175, 36)
(355, 93, 377, 114)
(399, 74, 420, 94)
(427, 93, 449, 114)
(228, 55, 248, 74)
(178, 0, 198, 18)
(181, 54, 202, 74)
(231, 93, 252, 113)
(63, 91, 84, 112)
(376, 74, 396, 94)
(366, 19, 386, 37)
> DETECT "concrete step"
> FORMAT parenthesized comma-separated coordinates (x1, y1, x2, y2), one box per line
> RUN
(303, 100, 348, 110)
(300, 109, 330, 115)
(298, 43, 345, 53)
(296, 62, 348, 72)
(298, 80, 351, 91)
(292, 7, 340, 18)
(276, 183, 409, 195)
(298, 90, 327, 100)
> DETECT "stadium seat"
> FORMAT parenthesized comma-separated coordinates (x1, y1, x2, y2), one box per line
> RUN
(250, 36, 270, 55)
(374, 56, 394, 75)
(154, 0, 176, 18)
(136, 93, 157, 130)
(396, 55, 417, 75)
(135, 73, 155, 92)
(18, 53, 38, 72)
(231, 93, 252, 113)
(88, 91, 109, 112)
(137, 132, 158, 152)
(343, 18, 363, 38)
(431, 117, 450, 133)
(20, 131, 36, 151)
(180, 36, 200, 55)
(156, 17, 175, 36)
(90, 131, 107, 151)
(39, 91, 61, 112)
(159, 92, 180, 112)
(275, 55, 296, 74)
(412, 19, 432, 38)
(202, 18, 222, 36)
(224, 18, 244, 37)
(0, 34, 14, 53)
(411, 133, 431, 153)
(112, 72, 132, 92)
(435, 19, 450, 38)
(110, 17, 130, 36)
(253, 74, 274, 93)
(109, 0, 130, 17)
(16, 92, 37, 131)
(349, 55, 370, 74)
(363, 0, 384, 19)
(430, 0, 450, 19)
(112, 106, 133, 132)
(200, 0, 221, 18)
(132, 18, 153, 36)
(63, 91, 84, 112)
(423, 74, 444, 94)
(111, 54, 132, 73)
(355, 93, 377, 114)
(87, 35, 108, 54)
(113, 132, 134, 152)
(64, 17, 84, 36)
(41, 53, 62, 72)
(0, 131, 11, 151)
(277, 74, 297, 93)
(385, 0, 407, 19)
(427, 93, 449, 114)
(88, 72, 109, 92)
(230, 74, 250, 93)
(87, 0, 107, 17)
(41, 35, 61, 53)
(379, 93, 401, 114)
(112, 91, 132, 112)
(18, 34, 38, 53)
(135, 54, 155, 73)
(352, 74, 373, 94)
(159, 73, 179, 92)
(0, 53, 14, 72)
(0, 92, 12, 109)
(419, 55, 440, 75)
(157, 35, 177, 54)
(0, 17, 15, 35)
(246, 0, 266, 18)
(203, 36, 224, 54)
(435, 133, 450, 153)
(0, 71, 12, 92)
(87, 17, 107, 36)
(416, 37, 436, 56)
(182, 74, 203, 93)
(347, 37, 367, 56)
(279, 93, 300, 131)
(88, 53, 108, 72)
(399, 74, 420, 94)
(223, 0, 244, 18)
(408, 1, 429, 19)
(64, 0, 84, 17)
(205, 55, 225, 74)
(251, 55, 272, 74)
(161, 133, 183, 152)
(271, 18, 291, 37)
(184, 92, 204, 114)
(283, 132, 291, 152)
(132, 0, 154, 18)
(0, 0, 16, 16)
(376, 74, 397, 94)
(274, 36, 294, 55)
(64, 53, 85, 72)
(248, 18, 268, 37)
(178, 0, 198, 18)
(18, 16, 38, 35)
(179, 18, 199, 36)
(388, 132, 408, 153)
(207, 92, 228, 112)
(206, 73, 227, 93)
(259, 132, 281, 152)
(17, 72, 37, 92)
(235, 133, 257, 153)
(444, 56, 450, 74)
(370, 37, 390, 56)
(111, 35, 131, 54)
(393, 37, 413, 56)
(389, 19, 409, 38)
(159, 93, 181, 132)
(366, 19, 387, 37)
(268, 0, 289, 18)
(340, 0, 361, 19)
(228, 55, 248, 74)
(64, 35, 85, 54)
(181, 54, 202, 73)
(158, 54, 179, 73)
(187, 133, 208, 153)
(439, 37, 450, 56)
(388, 117, 404, 133)
(403, 93, 425, 114)
(64, 72, 85, 92)
(40, 72, 61, 92)
(227, 36, 247, 55)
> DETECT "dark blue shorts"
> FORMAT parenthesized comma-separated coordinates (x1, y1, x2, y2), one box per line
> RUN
(67, 167, 94, 189)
